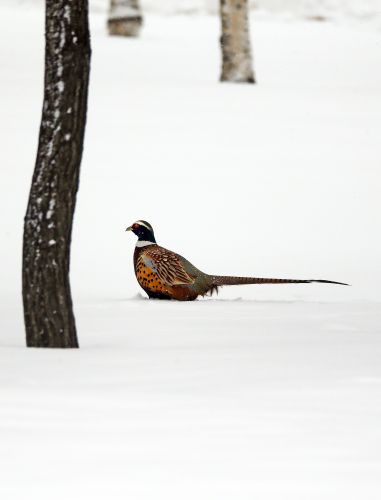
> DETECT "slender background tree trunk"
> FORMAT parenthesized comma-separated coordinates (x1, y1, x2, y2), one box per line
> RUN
(220, 0, 255, 83)
(108, 0, 143, 37)
(22, 0, 91, 348)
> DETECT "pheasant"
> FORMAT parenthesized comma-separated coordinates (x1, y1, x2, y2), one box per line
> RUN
(126, 220, 348, 301)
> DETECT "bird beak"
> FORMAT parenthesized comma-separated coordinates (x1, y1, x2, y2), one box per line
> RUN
(126, 226, 133, 232)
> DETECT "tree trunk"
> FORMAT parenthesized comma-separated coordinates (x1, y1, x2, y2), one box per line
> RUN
(108, 0, 143, 37)
(22, 0, 91, 348)
(219, 0, 255, 83)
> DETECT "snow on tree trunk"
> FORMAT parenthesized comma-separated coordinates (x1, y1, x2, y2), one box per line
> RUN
(219, 0, 255, 83)
(108, 0, 143, 37)
(22, 0, 91, 348)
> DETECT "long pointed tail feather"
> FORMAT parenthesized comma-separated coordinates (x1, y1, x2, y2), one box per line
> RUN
(211, 276, 349, 286)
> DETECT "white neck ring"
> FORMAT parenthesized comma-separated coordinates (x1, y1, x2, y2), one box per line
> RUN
(136, 240, 155, 248)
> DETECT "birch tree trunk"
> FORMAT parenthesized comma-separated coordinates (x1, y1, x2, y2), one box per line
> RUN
(22, 0, 91, 348)
(108, 0, 143, 37)
(219, 0, 255, 83)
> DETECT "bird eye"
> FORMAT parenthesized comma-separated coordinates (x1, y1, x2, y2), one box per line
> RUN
(132, 223, 139, 230)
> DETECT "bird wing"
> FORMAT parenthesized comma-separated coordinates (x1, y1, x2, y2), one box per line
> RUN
(139, 247, 195, 286)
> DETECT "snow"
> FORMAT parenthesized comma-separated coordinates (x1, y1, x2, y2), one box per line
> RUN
(136, 0, 381, 29)
(1, 298, 381, 499)
(7, 0, 381, 28)
(1, 3, 381, 500)
(108, 5, 142, 21)
(46, 199, 55, 220)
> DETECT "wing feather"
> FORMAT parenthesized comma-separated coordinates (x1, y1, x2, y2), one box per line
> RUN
(138, 247, 194, 286)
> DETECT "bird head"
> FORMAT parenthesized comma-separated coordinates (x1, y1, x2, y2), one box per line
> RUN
(126, 220, 156, 243)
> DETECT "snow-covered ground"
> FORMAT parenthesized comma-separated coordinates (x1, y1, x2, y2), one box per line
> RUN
(12, 0, 381, 28)
(0, 3, 381, 499)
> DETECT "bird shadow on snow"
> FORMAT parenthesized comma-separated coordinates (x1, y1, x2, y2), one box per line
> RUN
(105, 293, 332, 305)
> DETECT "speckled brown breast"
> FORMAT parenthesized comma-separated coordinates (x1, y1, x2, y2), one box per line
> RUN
(135, 257, 169, 296)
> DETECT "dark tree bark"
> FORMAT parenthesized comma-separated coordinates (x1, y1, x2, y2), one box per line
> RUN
(22, 0, 91, 348)
(220, 0, 255, 83)
(108, 0, 143, 37)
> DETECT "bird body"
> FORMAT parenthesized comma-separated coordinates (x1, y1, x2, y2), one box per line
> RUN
(127, 221, 348, 301)
(134, 243, 210, 301)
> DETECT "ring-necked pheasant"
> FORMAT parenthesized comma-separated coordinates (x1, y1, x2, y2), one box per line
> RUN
(126, 220, 348, 301)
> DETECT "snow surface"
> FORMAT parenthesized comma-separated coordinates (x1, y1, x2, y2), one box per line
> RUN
(0, 3, 381, 500)
(12, 0, 381, 28)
